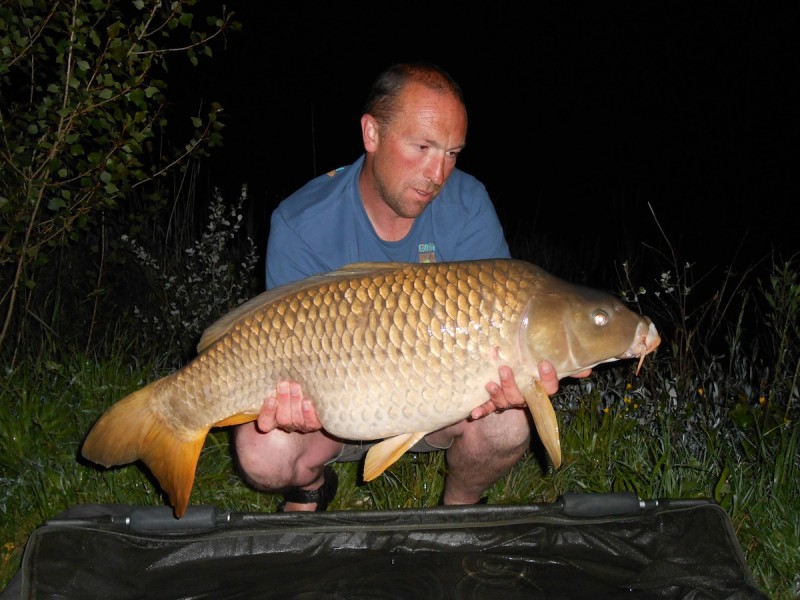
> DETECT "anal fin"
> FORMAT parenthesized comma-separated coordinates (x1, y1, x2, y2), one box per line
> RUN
(363, 432, 429, 481)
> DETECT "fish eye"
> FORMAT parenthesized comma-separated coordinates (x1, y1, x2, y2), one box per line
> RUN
(592, 310, 609, 326)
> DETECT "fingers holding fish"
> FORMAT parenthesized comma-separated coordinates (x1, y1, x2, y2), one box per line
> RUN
(256, 380, 323, 434)
(536, 361, 560, 395)
(571, 368, 593, 380)
(538, 362, 592, 390)
(473, 366, 526, 419)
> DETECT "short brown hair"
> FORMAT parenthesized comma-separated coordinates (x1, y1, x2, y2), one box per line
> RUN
(362, 62, 466, 127)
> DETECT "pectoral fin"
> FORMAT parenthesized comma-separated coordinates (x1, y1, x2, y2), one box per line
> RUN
(363, 432, 429, 481)
(523, 379, 562, 468)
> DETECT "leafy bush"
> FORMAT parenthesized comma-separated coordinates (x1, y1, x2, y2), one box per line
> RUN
(0, 0, 236, 354)
(122, 185, 258, 365)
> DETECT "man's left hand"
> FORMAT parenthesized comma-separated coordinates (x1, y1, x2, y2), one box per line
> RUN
(470, 362, 591, 420)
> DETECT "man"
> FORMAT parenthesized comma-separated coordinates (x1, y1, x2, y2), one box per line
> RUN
(234, 62, 589, 511)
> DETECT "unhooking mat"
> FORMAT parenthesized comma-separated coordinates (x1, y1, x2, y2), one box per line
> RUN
(1, 493, 767, 599)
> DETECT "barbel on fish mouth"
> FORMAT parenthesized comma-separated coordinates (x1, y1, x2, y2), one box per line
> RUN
(81, 259, 661, 517)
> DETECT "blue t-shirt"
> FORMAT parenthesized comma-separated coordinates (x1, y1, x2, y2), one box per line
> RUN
(265, 154, 511, 289)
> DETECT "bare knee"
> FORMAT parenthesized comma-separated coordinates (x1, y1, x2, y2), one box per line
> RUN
(463, 409, 530, 454)
(438, 410, 532, 504)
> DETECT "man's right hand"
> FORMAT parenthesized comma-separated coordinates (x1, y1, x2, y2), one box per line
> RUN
(256, 380, 323, 433)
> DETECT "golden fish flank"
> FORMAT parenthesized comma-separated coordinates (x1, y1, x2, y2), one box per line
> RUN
(81, 259, 661, 517)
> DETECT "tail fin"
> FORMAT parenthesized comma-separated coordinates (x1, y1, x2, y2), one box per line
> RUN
(81, 385, 208, 518)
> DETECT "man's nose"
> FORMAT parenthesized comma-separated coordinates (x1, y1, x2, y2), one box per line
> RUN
(424, 155, 446, 186)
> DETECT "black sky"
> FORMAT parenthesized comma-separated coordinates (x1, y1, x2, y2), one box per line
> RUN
(185, 2, 798, 275)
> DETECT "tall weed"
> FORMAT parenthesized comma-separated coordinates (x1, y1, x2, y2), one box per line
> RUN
(122, 185, 258, 365)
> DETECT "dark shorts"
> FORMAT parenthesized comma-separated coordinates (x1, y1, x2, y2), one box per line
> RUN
(330, 435, 454, 464)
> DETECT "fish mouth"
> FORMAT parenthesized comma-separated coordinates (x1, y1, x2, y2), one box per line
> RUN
(622, 320, 661, 375)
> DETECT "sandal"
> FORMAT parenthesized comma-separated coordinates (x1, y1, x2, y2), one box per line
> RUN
(277, 465, 338, 512)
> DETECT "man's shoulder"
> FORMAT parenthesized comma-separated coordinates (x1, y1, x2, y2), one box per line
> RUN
(276, 159, 361, 223)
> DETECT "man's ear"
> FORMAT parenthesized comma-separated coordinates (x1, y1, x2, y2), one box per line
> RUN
(361, 114, 379, 151)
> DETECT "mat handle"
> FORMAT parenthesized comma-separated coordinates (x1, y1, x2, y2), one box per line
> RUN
(559, 492, 642, 517)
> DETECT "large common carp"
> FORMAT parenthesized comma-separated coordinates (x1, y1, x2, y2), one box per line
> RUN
(82, 259, 660, 517)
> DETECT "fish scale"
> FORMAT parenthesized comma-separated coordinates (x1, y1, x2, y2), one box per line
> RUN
(289, 261, 517, 438)
(81, 259, 661, 517)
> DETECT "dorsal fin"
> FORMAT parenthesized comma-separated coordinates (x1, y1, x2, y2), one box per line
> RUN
(196, 261, 411, 352)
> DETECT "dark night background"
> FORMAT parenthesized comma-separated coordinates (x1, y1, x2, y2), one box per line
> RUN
(181, 2, 797, 284)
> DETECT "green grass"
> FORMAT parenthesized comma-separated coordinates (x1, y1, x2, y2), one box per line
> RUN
(2, 342, 797, 597)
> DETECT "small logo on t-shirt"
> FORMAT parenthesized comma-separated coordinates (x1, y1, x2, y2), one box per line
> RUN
(326, 166, 346, 178)
(418, 243, 437, 263)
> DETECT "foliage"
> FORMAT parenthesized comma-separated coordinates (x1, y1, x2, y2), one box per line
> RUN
(0, 0, 238, 351)
(123, 184, 258, 365)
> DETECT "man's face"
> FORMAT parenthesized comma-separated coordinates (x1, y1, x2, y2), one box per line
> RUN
(368, 83, 468, 219)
